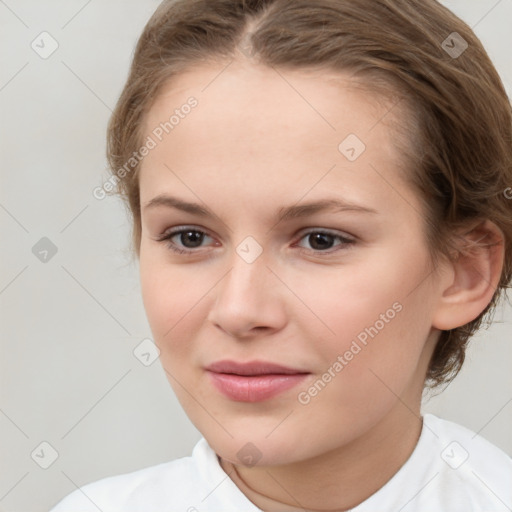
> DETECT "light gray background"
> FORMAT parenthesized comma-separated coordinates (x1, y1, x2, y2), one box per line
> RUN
(1, 1, 511, 511)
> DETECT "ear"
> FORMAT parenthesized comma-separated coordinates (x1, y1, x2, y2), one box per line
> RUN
(432, 219, 505, 330)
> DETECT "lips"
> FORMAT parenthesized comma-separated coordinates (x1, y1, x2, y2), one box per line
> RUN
(205, 360, 310, 402)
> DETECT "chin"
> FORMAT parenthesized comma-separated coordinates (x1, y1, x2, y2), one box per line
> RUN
(208, 433, 304, 467)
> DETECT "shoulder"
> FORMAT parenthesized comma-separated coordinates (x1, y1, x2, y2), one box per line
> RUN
(425, 413, 512, 469)
(353, 414, 512, 512)
(49, 439, 210, 512)
(50, 438, 260, 512)
(422, 414, 512, 509)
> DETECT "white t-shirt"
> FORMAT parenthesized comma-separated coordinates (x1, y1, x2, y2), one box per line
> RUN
(49, 414, 512, 511)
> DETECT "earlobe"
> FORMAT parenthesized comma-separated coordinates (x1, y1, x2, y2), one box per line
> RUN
(432, 219, 505, 331)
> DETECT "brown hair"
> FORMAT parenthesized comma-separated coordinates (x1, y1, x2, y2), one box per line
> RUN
(106, 0, 512, 388)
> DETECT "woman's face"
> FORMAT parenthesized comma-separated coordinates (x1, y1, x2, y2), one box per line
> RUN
(138, 60, 446, 465)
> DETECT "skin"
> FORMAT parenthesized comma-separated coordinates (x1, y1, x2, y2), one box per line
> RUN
(137, 58, 504, 511)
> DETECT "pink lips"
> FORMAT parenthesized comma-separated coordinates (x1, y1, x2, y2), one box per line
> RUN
(205, 360, 310, 402)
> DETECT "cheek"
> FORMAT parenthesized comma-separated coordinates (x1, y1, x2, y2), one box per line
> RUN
(139, 254, 220, 358)
(294, 301, 432, 448)
(293, 249, 434, 388)
(288, 253, 424, 345)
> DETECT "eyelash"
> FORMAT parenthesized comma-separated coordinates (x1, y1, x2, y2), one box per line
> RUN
(155, 225, 356, 257)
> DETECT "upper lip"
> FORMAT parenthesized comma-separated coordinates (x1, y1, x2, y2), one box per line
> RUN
(205, 360, 310, 376)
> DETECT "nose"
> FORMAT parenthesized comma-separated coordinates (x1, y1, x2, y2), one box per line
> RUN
(207, 251, 287, 339)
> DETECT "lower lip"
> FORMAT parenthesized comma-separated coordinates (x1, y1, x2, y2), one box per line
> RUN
(207, 371, 309, 402)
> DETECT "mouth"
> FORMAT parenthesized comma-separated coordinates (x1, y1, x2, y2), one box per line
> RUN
(204, 360, 311, 402)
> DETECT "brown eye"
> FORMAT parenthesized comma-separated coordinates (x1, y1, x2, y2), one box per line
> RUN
(308, 232, 336, 250)
(156, 226, 215, 254)
(178, 230, 205, 248)
(296, 230, 355, 254)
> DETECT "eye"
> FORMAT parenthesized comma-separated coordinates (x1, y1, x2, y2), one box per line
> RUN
(156, 226, 216, 255)
(156, 226, 355, 256)
(295, 229, 355, 254)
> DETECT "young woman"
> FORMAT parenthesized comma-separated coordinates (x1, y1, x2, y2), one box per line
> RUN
(51, 0, 512, 510)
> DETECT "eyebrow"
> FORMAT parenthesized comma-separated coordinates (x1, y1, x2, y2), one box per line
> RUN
(143, 194, 378, 221)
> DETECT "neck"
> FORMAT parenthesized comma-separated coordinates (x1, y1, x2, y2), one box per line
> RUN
(220, 402, 424, 511)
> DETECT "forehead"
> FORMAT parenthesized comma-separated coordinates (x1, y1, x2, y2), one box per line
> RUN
(139, 60, 417, 216)
(144, 60, 398, 143)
